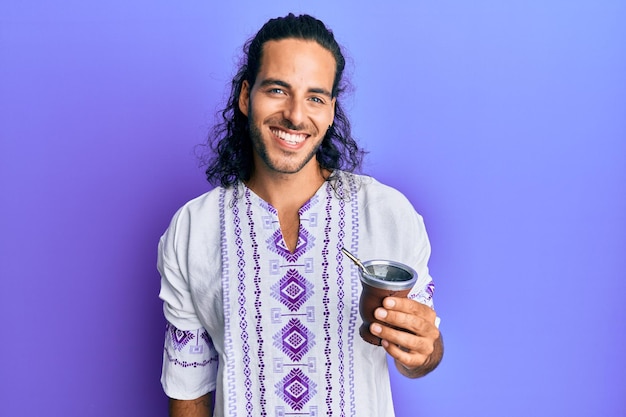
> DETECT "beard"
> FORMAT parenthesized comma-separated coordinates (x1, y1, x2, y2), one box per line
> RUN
(248, 115, 322, 175)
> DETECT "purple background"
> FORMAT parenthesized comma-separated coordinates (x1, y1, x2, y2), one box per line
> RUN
(1, 1, 625, 416)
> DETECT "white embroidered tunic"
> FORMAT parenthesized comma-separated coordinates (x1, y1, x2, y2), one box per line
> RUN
(159, 172, 435, 417)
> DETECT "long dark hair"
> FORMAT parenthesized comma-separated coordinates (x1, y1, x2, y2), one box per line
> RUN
(202, 13, 365, 187)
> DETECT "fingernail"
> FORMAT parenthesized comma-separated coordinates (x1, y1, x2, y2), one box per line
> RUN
(371, 324, 382, 334)
(384, 298, 396, 308)
(374, 308, 387, 319)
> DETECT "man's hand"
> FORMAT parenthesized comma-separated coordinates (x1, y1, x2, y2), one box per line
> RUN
(370, 297, 443, 378)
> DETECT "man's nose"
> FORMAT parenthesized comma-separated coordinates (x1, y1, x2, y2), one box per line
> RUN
(283, 97, 305, 127)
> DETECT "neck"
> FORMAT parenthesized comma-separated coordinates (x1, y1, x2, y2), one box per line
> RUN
(246, 163, 329, 212)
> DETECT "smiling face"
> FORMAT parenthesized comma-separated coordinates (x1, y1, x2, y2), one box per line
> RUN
(238, 38, 336, 178)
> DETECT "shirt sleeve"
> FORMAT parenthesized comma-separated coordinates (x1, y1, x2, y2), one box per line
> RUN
(161, 322, 219, 400)
(157, 207, 219, 398)
(158, 206, 203, 330)
(406, 210, 435, 306)
(404, 209, 441, 328)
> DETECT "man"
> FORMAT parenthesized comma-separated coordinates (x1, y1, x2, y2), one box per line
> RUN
(158, 13, 443, 417)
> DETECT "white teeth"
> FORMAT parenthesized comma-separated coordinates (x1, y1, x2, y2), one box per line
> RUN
(271, 129, 306, 145)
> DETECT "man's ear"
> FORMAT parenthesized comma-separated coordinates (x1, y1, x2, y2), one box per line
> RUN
(239, 80, 250, 116)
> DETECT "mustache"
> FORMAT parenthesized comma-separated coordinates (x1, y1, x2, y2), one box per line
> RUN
(269, 118, 312, 133)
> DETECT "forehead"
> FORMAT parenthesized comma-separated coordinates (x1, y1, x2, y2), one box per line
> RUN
(256, 38, 336, 90)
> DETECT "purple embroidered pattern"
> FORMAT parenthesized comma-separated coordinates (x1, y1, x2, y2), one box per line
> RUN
(164, 350, 217, 368)
(298, 194, 318, 214)
(334, 179, 347, 413)
(410, 280, 436, 307)
(218, 178, 369, 415)
(426, 281, 435, 299)
(167, 322, 195, 352)
(273, 318, 315, 362)
(246, 189, 268, 416)
(347, 174, 360, 416)
(234, 187, 253, 416)
(220, 188, 238, 417)
(322, 182, 333, 415)
(164, 323, 218, 368)
(200, 329, 212, 347)
(275, 368, 317, 410)
(266, 226, 315, 262)
(270, 269, 314, 312)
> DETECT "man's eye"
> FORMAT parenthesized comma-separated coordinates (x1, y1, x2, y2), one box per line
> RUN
(309, 97, 324, 104)
(269, 88, 284, 94)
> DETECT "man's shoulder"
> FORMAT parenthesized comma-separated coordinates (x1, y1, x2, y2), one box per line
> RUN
(344, 172, 412, 206)
(169, 185, 234, 224)
(181, 186, 225, 210)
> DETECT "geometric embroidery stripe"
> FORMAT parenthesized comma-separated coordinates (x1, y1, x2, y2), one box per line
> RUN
(323, 182, 333, 416)
(167, 322, 195, 352)
(220, 188, 237, 417)
(164, 347, 218, 368)
(335, 176, 347, 417)
(233, 187, 253, 417)
(246, 188, 267, 416)
(347, 174, 359, 417)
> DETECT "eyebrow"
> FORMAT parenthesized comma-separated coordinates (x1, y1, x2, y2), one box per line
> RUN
(259, 78, 333, 98)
